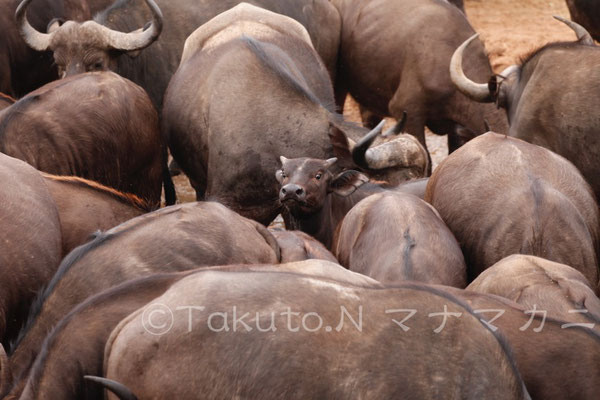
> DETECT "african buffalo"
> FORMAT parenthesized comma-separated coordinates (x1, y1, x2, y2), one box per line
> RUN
(3, 261, 377, 399)
(0, 0, 115, 97)
(42, 174, 149, 256)
(331, 0, 507, 157)
(450, 17, 600, 201)
(567, 0, 600, 41)
(0, 154, 62, 347)
(17, 0, 341, 108)
(425, 132, 600, 284)
(6, 201, 280, 389)
(438, 285, 600, 400)
(269, 230, 338, 263)
(468, 254, 600, 321)
(92, 271, 529, 399)
(0, 71, 174, 207)
(332, 192, 467, 287)
(165, 4, 427, 224)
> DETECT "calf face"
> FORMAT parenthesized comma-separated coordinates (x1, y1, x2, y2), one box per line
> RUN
(276, 156, 367, 215)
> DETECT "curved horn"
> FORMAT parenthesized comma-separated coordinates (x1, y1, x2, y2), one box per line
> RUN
(450, 33, 493, 102)
(15, 0, 54, 51)
(498, 64, 519, 79)
(0, 344, 12, 396)
(364, 134, 429, 176)
(553, 15, 594, 45)
(352, 119, 385, 169)
(98, 0, 163, 51)
(382, 111, 408, 137)
(85, 376, 138, 400)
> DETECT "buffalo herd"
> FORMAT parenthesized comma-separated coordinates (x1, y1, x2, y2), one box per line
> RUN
(0, 0, 599, 399)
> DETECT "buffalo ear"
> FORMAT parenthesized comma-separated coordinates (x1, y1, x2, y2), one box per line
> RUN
(329, 170, 368, 196)
(275, 169, 285, 184)
(491, 65, 519, 110)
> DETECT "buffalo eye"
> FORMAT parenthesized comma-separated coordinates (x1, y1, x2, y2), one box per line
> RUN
(281, 171, 286, 178)
(88, 61, 103, 71)
(315, 173, 322, 180)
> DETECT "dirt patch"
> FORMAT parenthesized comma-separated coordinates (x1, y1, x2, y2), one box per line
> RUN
(466, 0, 573, 72)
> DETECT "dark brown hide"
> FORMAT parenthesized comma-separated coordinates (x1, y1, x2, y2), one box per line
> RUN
(467, 254, 600, 325)
(426, 132, 599, 285)
(269, 230, 338, 263)
(438, 285, 600, 400)
(332, 192, 466, 287)
(567, 0, 600, 41)
(0, 154, 61, 347)
(42, 174, 149, 256)
(0, 72, 167, 208)
(7, 261, 376, 400)
(101, 271, 529, 399)
(6, 202, 280, 390)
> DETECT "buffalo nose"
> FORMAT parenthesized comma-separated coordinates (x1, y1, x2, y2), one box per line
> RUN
(280, 184, 306, 202)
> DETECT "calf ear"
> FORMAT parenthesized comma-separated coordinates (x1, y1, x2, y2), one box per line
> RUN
(275, 169, 284, 184)
(275, 156, 288, 183)
(329, 170, 368, 196)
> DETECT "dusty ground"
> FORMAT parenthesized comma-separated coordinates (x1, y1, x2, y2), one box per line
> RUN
(467, 0, 573, 72)
(173, 0, 577, 204)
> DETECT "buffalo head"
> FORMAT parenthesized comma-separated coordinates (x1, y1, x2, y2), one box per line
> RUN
(276, 156, 368, 215)
(16, 0, 163, 77)
(449, 16, 594, 122)
(329, 113, 429, 184)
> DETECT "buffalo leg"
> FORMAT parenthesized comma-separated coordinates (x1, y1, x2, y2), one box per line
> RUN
(359, 105, 385, 129)
(333, 72, 348, 114)
(388, 99, 432, 175)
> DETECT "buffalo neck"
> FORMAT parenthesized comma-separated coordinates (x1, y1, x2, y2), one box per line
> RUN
(284, 183, 384, 249)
